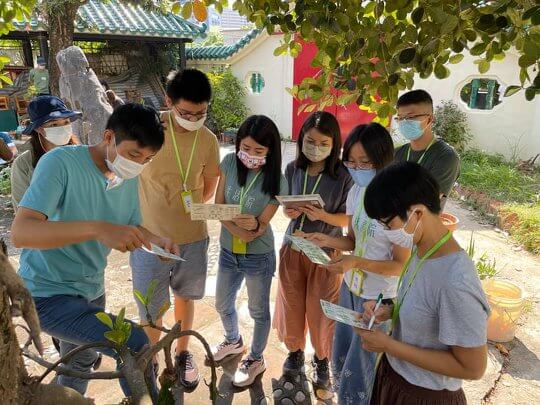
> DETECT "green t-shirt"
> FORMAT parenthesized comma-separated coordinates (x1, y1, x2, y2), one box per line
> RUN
(219, 152, 288, 254)
(29, 68, 50, 94)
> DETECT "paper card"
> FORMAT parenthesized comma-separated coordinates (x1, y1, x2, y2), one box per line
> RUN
(142, 243, 185, 261)
(276, 194, 325, 209)
(320, 300, 371, 330)
(190, 204, 241, 221)
(286, 235, 331, 265)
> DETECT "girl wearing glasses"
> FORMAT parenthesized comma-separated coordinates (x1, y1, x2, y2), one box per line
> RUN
(273, 111, 353, 393)
(304, 123, 410, 404)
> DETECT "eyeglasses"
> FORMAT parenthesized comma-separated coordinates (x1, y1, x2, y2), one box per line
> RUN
(173, 106, 208, 121)
(394, 114, 430, 122)
(377, 216, 396, 230)
(343, 160, 374, 170)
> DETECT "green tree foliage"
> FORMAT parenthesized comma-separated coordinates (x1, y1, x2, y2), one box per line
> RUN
(433, 100, 472, 152)
(206, 68, 249, 134)
(194, 0, 540, 124)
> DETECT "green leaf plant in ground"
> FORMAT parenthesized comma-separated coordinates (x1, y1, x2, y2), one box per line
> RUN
(196, 0, 540, 119)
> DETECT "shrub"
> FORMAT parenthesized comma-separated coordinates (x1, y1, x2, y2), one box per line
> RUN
(433, 100, 472, 152)
(206, 68, 249, 135)
(500, 203, 540, 255)
(0, 166, 10, 195)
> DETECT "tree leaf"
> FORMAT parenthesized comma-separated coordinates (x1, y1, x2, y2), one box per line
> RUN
(115, 307, 126, 330)
(157, 301, 171, 320)
(193, 1, 208, 23)
(411, 7, 424, 25)
(504, 85, 521, 97)
(522, 6, 540, 21)
(104, 330, 124, 345)
(134, 290, 147, 306)
(399, 47, 416, 64)
(181, 2, 193, 20)
(525, 87, 536, 101)
(478, 59, 490, 74)
(96, 312, 114, 330)
(171, 1, 181, 14)
(449, 54, 464, 64)
(304, 104, 317, 113)
(434, 64, 450, 79)
(146, 279, 158, 305)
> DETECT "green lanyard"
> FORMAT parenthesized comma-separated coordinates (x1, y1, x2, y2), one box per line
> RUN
(297, 170, 323, 231)
(406, 138, 435, 165)
(168, 113, 199, 191)
(391, 230, 452, 328)
(353, 190, 371, 257)
(239, 171, 262, 213)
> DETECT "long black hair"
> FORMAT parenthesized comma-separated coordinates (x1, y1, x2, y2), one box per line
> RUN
(235, 115, 282, 198)
(29, 129, 79, 168)
(295, 111, 342, 179)
(343, 123, 394, 170)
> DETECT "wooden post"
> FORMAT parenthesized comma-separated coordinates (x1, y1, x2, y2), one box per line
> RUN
(22, 38, 33, 67)
(178, 41, 186, 70)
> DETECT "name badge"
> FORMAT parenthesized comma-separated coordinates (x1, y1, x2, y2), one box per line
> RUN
(232, 236, 247, 254)
(181, 190, 193, 214)
(349, 269, 365, 296)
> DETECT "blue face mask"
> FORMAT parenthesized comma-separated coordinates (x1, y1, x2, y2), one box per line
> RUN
(347, 167, 377, 187)
(398, 120, 424, 141)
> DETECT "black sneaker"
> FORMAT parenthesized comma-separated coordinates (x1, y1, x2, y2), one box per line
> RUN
(312, 355, 330, 389)
(283, 349, 305, 374)
(175, 351, 200, 391)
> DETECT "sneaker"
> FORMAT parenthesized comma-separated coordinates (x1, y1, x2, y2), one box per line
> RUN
(175, 351, 200, 390)
(233, 356, 266, 387)
(212, 336, 247, 362)
(283, 349, 305, 374)
(312, 355, 330, 389)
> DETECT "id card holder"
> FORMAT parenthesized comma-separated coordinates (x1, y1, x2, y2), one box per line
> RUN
(180, 190, 193, 214)
(349, 269, 365, 296)
(232, 236, 247, 254)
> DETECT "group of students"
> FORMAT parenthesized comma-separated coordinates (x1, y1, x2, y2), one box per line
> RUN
(11, 68, 490, 405)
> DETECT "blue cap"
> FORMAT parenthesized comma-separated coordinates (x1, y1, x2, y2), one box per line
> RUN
(37, 56, 46, 65)
(22, 96, 82, 135)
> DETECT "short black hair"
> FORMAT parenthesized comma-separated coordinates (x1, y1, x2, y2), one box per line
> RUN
(295, 111, 342, 179)
(236, 115, 282, 198)
(106, 103, 164, 151)
(100, 80, 110, 91)
(397, 89, 433, 111)
(166, 68, 212, 104)
(365, 162, 441, 221)
(343, 123, 394, 170)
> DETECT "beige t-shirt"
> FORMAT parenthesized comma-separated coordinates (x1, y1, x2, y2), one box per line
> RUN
(11, 149, 34, 210)
(139, 111, 220, 244)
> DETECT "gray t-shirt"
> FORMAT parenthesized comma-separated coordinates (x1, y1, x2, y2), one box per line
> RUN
(284, 161, 353, 250)
(11, 149, 34, 210)
(395, 138, 460, 207)
(388, 250, 490, 391)
(220, 153, 288, 254)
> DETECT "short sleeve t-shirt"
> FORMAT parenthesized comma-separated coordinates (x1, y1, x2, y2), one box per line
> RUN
(18, 146, 142, 301)
(29, 68, 50, 94)
(284, 162, 353, 251)
(219, 152, 288, 254)
(345, 184, 398, 299)
(395, 138, 460, 207)
(388, 250, 490, 391)
(139, 111, 220, 245)
(11, 149, 34, 209)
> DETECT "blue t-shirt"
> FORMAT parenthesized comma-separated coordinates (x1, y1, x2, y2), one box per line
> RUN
(18, 146, 142, 300)
(219, 152, 288, 254)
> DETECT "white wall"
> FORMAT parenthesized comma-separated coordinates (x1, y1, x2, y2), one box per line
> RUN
(229, 35, 294, 138)
(413, 51, 539, 160)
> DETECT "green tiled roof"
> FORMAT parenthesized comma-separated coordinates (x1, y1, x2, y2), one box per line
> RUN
(187, 29, 261, 60)
(11, 0, 206, 40)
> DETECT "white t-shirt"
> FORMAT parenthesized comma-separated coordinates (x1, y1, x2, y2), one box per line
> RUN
(345, 184, 398, 299)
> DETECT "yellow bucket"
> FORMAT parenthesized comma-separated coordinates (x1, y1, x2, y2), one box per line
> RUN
(483, 279, 524, 342)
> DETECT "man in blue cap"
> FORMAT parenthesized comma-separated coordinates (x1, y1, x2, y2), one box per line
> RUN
(11, 101, 177, 399)
(28, 56, 50, 96)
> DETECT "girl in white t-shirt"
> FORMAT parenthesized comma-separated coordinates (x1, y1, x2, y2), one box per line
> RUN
(304, 123, 409, 404)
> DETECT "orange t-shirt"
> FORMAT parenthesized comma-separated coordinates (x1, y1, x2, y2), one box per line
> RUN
(139, 111, 220, 244)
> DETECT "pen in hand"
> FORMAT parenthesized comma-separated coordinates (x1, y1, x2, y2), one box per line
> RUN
(368, 293, 384, 330)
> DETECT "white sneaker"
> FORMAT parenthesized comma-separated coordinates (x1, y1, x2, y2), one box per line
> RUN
(233, 356, 266, 387)
(212, 336, 246, 362)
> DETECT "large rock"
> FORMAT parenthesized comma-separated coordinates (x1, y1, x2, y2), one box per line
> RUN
(56, 46, 112, 145)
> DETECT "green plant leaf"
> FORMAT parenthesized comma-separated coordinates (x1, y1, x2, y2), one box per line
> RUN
(134, 290, 147, 306)
(146, 279, 158, 305)
(104, 330, 124, 345)
(449, 54, 464, 64)
(478, 60, 490, 74)
(171, 1, 181, 14)
(504, 85, 521, 97)
(525, 87, 536, 101)
(411, 7, 424, 25)
(181, 2, 193, 20)
(434, 64, 450, 79)
(399, 47, 416, 64)
(156, 301, 171, 320)
(115, 307, 126, 330)
(522, 6, 540, 20)
(96, 312, 114, 329)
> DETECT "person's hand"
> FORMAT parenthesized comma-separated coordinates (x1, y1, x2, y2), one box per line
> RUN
(235, 228, 257, 243)
(284, 207, 302, 219)
(154, 236, 180, 261)
(298, 204, 327, 222)
(302, 232, 330, 247)
(323, 254, 359, 274)
(362, 300, 394, 324)
(232, 214, 258, 231)
(96, 222, 150, 252)
(355, 327, 393, 353)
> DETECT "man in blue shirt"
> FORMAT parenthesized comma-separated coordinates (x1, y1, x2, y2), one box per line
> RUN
(11, 102, 177, 399)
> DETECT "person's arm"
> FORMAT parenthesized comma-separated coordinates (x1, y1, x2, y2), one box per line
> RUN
(202, 132, 221, 202)
(203, 176, 219, 202)
(303, 215, 356, 251)
(12, 207, 149, 252)
(325, 244, 410, 275)
(298, 205, 350, 227)
(10, 156, 31, 210)
(0, 139, 13, 161)
(138, 226, 179, 255)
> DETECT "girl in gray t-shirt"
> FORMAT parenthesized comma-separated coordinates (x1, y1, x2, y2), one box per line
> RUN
(358, 161, 489, 405)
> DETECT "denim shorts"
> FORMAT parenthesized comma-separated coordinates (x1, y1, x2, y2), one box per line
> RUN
(130, 237, 209, 320)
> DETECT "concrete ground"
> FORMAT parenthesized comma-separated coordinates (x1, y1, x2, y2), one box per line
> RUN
(7, 142, 539, 404)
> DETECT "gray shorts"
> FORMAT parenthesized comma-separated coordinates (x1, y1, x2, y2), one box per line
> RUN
(130, 237, 209, 321)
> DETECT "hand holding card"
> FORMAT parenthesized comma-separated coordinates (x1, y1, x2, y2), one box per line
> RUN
(143, 243, 185, 261)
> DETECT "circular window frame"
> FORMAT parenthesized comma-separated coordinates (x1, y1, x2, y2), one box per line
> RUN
(455, 75, 507, 114)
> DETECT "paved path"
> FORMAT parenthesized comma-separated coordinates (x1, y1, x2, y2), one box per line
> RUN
(10, 142, 539, 404)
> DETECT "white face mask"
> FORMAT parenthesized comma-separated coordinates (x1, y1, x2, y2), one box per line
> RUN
(43, 124, 72, 146)
(383, 210, 420, 249)
(174, 113, 206, 132)
(105, 138, 146, 180)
